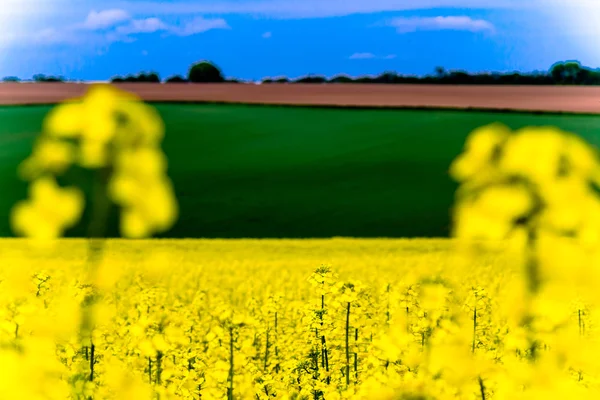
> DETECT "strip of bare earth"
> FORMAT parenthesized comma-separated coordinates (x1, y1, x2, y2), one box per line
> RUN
(1, 83, 600, 114)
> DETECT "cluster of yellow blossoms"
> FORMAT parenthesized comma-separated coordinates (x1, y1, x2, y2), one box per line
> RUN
(0, 238, 596, 399)
(450, 123, 600, 247)
(450, 123, 600, 399)
(11, 84, 177, 239)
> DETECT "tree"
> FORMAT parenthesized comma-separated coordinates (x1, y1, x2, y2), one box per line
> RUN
(434, 66, 446, 78)
(447, 71, 472, 84)
(262, 77, 289, 84)
(563, 61, 583, 84)
(375, 71, 400, 84)
(32, 74, 64, 82)
(550, 62, 566, 83)
(551, 61, 584, 84)
(139, 72, 160, 83)
(165, 75, 187, 83)
(2, 76, 20, 82)
(188, 61, 224, 83)
(112, 72, 160, 83)
(293, 75, 327, 83)
(329, 75, 354, 83)
(33, 74, 63, 82)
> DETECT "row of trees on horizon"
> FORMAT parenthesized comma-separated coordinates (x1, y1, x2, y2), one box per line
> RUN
(2, 60, 597, 85)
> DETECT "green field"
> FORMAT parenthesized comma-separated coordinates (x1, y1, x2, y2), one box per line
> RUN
(1, 103, 600, 238)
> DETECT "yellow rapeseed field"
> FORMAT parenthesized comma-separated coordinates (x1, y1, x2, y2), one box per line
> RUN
(0, 238, 527, 399)
(1, 237, 599, 399)
(5, 84, 600, 399)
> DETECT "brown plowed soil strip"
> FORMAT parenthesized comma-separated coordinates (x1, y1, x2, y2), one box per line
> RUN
(1, 83, 600, 114)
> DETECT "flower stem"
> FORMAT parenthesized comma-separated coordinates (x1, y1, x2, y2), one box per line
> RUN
(345, 302, 351, 388)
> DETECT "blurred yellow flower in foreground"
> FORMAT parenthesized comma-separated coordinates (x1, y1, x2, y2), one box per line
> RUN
(13, 84, 177, 239)
(11, 177, 83, 239)
(451, 123, 600, 248)
(449, 122, 510, 182)
(43, 86, 139, 142)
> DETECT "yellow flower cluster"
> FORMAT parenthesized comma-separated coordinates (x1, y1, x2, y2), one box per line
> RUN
(0, 238, 596, 399)
(12, 85, 177, 239)
(450, 123, 600, 400)
(11, 177, 84, 240)
(450, 123, 600, 247)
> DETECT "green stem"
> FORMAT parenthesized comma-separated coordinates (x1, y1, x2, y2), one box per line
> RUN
(156, 351, 163, 385)
(472, 307, 477, 354)
(78, 166, 113, 393)
(274, 312, 280, 374)
(524, 229, 540, 362)
(478, 376, 486, 400)
(227, 327, 234, 400)
(89, 343, 95, 382)
(86, 167, 112, 264)
(354, 328, 358, 384)
(345, 302, 350, 388)
(264, 323, 269, 371)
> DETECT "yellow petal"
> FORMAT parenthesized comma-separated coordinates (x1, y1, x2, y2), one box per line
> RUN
(120, 101, 165, 144)
(79, 140, 108, 168)
(43, 102, 84, 137)
(33, 139, 74, 174)
(121, 209, 151, 238)
(10, 201, 38, 236)
(476, 184, 533, 220)
(30, 177, 60, 203)
(11, 202, 61, 239)
(109, 174, 141, 205)
(83, 112, 118, 143)
(564, 134, 599, 177)
(450, 123, 510, 181)
(85, 85, 120, 112)
(142, 179, 178, 231)
(500, 127, 565, 183)
(115, 147, 166, 177)
(54, 186, 84, 226)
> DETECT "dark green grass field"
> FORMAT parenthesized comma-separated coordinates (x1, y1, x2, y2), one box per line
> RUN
(1, 103, 600, 238)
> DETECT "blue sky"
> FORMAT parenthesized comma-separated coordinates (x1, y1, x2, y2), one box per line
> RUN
(1, 0, 598, 81)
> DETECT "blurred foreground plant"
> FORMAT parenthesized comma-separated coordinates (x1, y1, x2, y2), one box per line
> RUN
(450, 122, 600, 396)
(12, 84, 177, 240)
(451, 123, 600, 245)
(8, 84, 177, 398)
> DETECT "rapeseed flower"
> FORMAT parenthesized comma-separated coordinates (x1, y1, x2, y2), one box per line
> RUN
(13, 84, 177, 239)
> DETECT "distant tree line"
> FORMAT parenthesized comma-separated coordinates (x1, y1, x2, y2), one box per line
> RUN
(2, 74, 67, 82)
(111, 72, 161, 83)
(5, 60, 600, 85)
(263, 62, 600, 85)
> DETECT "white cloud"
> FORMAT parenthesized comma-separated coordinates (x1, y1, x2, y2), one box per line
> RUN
(80, 9, 131, 30)
(18, 10, 230, 46)
(349, 53, 398, 60)
(349, 52, 376, 59)
(262, 31, 272, 38)
(171, 16, 230, 36)
(388, 16, 495, 33)
(116, 17, 168, 34)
